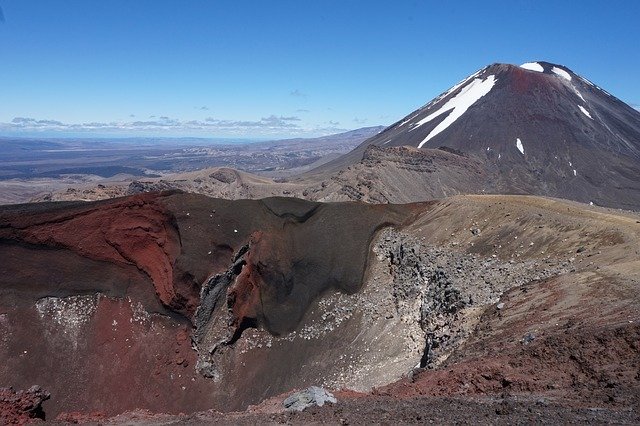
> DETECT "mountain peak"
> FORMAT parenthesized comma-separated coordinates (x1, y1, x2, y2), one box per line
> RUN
(320, 61, 640, 209)
(517, 61, 576, 80)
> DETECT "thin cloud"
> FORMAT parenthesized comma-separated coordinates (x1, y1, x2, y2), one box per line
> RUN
(0, 114, 334, 136)
(198, 106, 209, 111)
(11, 117, 65, 127)
(290, 89, 307, 98)
(353, 117, 367, 124)
(296, 109, 310, 113)
(313, 125, 349, 134)
(204, 115, 301, 128)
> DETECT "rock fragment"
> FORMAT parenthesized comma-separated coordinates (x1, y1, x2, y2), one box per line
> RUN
(283, 386, 337, 411)
(0, 385, 50, 424)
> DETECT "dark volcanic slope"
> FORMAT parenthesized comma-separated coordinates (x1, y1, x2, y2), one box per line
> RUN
(0, 192, 420, 417)
(315, 61, 640, 209)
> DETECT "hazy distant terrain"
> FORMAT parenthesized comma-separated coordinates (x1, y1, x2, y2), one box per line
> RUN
(0, 126, 382, 204)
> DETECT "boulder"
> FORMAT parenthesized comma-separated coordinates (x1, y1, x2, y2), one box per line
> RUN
(283, 386, 337, 412)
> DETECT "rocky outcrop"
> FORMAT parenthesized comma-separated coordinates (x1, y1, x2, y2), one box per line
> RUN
(126, 180, 176, 195)
(0, 386, 50, 424)
(376, 228, 569, 369)
(283, 386, 336, 412)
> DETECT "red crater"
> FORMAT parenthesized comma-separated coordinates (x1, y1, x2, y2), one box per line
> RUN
(0, 193, 197, 317)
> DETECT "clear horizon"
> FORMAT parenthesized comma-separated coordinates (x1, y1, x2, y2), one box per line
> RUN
(1, 0, 639, 139)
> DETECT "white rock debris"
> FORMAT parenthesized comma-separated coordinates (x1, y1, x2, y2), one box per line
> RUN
(36, 294, 99, 348)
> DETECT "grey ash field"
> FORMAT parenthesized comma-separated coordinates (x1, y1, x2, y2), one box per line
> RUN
(1, 62, 640, 424)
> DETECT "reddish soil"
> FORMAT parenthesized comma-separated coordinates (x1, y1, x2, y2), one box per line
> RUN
(0, 386, 49, 425)
(1, 193, 638, 422)
(227, 231, 265, 331)
(0, 192, 198, 316)
(379, 323, 639, 404)
(509, 65, 549, 94)
(0, 192, 419, 417)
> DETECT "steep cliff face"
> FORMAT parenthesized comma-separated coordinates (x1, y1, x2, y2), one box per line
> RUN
(0, 194, 186, 306)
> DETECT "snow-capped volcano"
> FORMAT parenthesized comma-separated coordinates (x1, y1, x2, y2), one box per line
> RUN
(317, 61, 640, 209)
(377, 61, 640, 158)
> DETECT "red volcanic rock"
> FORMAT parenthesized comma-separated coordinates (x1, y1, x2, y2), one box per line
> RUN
(55, 411, 107, 424)
(376, 322, 640, 406)
(0, 192, 421, 416)
(0, 386, 50, 424)
(0, 193, 200, 317)
(227, 231, 272, 332)
(509, 65, 547, 94)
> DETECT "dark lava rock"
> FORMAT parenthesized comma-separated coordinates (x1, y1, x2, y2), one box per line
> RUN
(522, 332, 536, 345)
(209, 168, 238, 184)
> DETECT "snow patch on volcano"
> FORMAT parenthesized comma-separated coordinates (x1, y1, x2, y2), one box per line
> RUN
(432, 68, 484, 104)
(579, 105, 593, 119)
(414, 75, 497, 148)
(573, 87, 585, 102)
(520, 62, 544, 72)
(552, 66, 572, 81)
(516, 138, 525, 155)
(399, 68, 488, 128)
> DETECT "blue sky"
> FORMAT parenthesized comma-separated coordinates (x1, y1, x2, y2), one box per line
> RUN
(1, 0, 639, 139)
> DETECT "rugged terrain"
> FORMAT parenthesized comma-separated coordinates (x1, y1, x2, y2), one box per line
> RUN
(1, 193, 639, 423)
(0, 127, 382, 205)
(37, 61, 640, 211)
(34, 146, 486, 204)
(2, 61, 640, 423)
